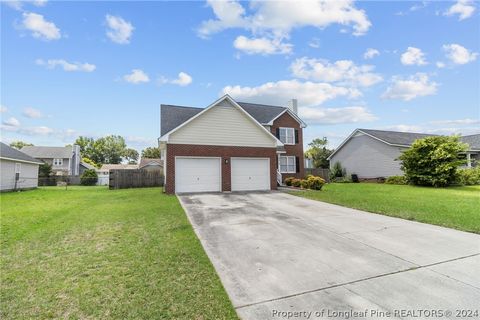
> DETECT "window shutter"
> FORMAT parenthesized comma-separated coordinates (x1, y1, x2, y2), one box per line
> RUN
(295, 129, 299, 144)
(276, 128, 280, 139)
(295, 156, 300, 173)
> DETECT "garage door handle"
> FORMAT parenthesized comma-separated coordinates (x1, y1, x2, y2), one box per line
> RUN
(197, 177, 200, 180)
(249, 177, 251, 180)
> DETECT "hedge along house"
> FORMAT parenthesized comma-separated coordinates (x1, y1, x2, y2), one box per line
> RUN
(0, 142, 43, 191)
(158, 95, 306, 194)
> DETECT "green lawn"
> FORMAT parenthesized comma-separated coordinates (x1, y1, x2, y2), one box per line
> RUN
(0, 187, 238, 319)
(290, 183, 480, 234)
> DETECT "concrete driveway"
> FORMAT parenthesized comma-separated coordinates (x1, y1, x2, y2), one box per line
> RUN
(178, 192, 480, 320)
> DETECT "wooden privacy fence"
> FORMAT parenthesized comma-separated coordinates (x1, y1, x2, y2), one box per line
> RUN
(305, 168, 330, 182)
(109, 169, 164, 189)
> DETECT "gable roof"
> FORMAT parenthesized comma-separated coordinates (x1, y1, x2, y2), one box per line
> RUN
(0, 142, 43, 164)
(139, 158, 163, 168)
(80, 161, 96, 170)
(21, 146, 74, 159)
(160, 97, 305, 136)
(328, 128, 480, 160)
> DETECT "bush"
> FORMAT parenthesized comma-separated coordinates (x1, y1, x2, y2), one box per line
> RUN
(80, 169, 98, 186)
(291, 178, 302, 187)
(305, 175, 325, 190)
(332, 176, 352, 183)
(300, 179, 310, 189)
(385, 175, 407, 185)
(284, 177, 295, 186)
(457, 168, 480, 185)
(330, 161, 346, 180)
(399, 136, 467, 187)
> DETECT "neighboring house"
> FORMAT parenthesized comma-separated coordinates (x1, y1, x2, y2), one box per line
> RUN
(139, 158, 163, 172)
(98, 163, 138, 186)
(158, 94, 306, 194)
(1, 142, 43, 191)
(328, 129, 480, 179)
(21, 145, 81, 176)
(79, 161, 96, 175)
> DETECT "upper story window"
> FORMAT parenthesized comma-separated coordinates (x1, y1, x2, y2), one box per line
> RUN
(279, 127, 295, 145)
(53, 158, 63, 166)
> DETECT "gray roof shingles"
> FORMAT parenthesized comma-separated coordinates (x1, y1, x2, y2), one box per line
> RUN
(20, 146, 73, 159)
(160, 101, 287, 136)
(0, 142, 43, 164)
(360, 129, 480, 151)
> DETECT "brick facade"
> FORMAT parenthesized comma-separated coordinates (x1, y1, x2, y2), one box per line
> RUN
(165, 144, 277, 194)
(270, 112, 305, 180)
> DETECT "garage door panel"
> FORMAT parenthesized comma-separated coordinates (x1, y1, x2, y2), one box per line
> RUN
(231, 158, 270, 192)
(175, 158, 221, 193)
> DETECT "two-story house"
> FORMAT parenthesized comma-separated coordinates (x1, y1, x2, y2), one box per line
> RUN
(21, 145, 81, 176)
(158, 94, 306, 194)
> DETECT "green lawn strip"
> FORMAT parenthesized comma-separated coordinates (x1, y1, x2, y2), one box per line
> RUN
(1, 187, 238, 319)
(289, 183, 480, 234)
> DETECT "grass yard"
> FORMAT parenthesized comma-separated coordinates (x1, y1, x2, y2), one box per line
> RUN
(0, 187, 238, 319)
(290, 183, 480, 234)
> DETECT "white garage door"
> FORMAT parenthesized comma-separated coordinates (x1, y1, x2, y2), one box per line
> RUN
(175, 157, 221, 193)
(231, 158, 270, 192)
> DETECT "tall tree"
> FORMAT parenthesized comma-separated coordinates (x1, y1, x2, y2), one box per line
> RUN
(75, 135, 128, 164)
(141, 147, 161, 158)
(305, 137, 333, 169)
(9, 141, 33, 150)
(124, 148, 139, 164)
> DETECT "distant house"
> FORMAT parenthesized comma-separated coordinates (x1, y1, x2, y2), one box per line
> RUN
(1, 142, 43, 191)
(328, 129, 480, 179)
(139, 158, 163, 172)
(100, 164, 139, 171)
(21, 145, 81, 176)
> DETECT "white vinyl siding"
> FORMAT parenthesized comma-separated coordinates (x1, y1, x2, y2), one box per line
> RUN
(279, 127, 295, 145)
(169, 100, 276, 147)
(280, 156, 296, 173)
(329, 134, 406, 178)
(0, 159, 39, 191)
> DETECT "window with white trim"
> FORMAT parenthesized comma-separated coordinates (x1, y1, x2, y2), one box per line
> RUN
(53, 158, 63, 166)
(279, 156, 296, 173)
(279, 127, 295, 145)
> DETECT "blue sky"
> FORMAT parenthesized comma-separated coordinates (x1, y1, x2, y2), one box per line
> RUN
(1, 0, 479, 151)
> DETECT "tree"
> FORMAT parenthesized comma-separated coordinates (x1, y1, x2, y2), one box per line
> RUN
(82, 157, 100, 169)
(123, 148, 139, 164)
(141, 147, 161, 158)
(80, 169, 98, 186)
(305, 137, 332, 169)
(75, 135, 127, 164)
(399, 135, 467, 187)
(39, 162, 52, 177)
(10, 141, 33, 150)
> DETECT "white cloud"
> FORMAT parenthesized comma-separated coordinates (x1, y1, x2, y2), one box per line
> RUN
(105, 14, 134, 44)
(3, 0, 47, 11)
(171, 72, 193, 86)
(22, 107, 43, 118)
(363, 48, 380, 59)
(299, 106, 377, 125)
(436, 61, 446, 68)
(198, 0, 371, 54)
(123, 69, 150, 84)
(35, 59, 96, 72)
(32, 0, 48, 6)
(308, 38, 321, 49)
(444, 0, 476, 20)
(430, 118, 480, 125)
(0, 105, 7, 113)
(290, 57, 382, 87)
(233, 35, 292, 55)
(1, 124, 55, 136)
(223, 79, 361, 107)
(2, 117, 20, 127)
(382, 73, 438, 101)
(21, 12, 61, 40)
(400, 47, 427, 65)
(443, 43, 478, 64)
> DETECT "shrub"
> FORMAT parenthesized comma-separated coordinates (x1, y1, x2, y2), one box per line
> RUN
(284, 177, 295, 186)
(385, 175, 407, 185)
(80, 169, 98, 186)
(399, 136, 467, 187)
(457, 167, 480, 185)
(306, 175, 326, 190)
(300, 179, 310, 189)
(291, 178, 302, 187)
(332, 176, 352, 183)
(330, 161, 346, 180)
(39, 162, 52, 178)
